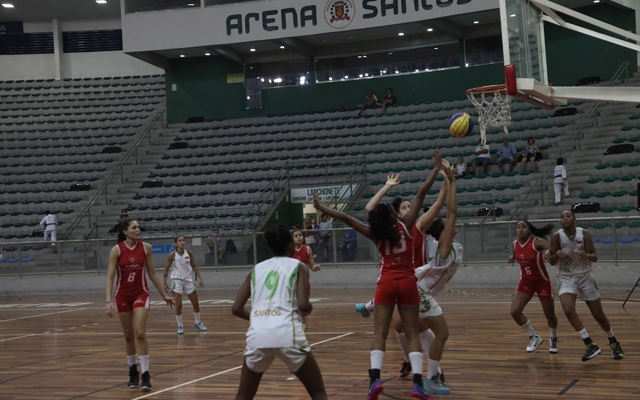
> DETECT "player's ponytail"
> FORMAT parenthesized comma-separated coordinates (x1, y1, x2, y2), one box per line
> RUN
(368, 203, 400, 246)
(117, 217, 135, 243)
(518, 220, 554, 239)
(265, 224, 293, 256)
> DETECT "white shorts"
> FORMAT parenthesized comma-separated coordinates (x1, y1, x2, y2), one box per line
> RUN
(418, 290, 443, 319)
(170, 279, 196, 295)
(244, 346, 310, 374)
(558, 273, 600, 302)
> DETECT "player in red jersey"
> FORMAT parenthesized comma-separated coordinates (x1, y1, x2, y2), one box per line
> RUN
(105, 217, 175, 392)
(292, 229, 322, 273)
(313, 172, 433, 400)
(508, 220, 559, 353)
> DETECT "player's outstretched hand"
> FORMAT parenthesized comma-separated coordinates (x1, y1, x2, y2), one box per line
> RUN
(508, 255, 515, 264)
(311, 264, 322, 272)
(385, 173, 401, 187)
(433, 148, 442, 170)
(199, 278, 205, 287)
(163, 295, 175, 308)
(312, 193, 321, 208)
(105, 302, 113, 318)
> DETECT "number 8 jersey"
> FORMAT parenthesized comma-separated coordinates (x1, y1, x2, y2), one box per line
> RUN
(115, 240, 149, 298)
(246, 257, 307, 349)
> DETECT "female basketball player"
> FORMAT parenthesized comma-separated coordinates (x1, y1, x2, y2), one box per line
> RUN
(292, 229, 322, 273)
(231, 225, 327, 400)
(105, 217, 175, 392)
(508, 221, 559, 354)
(313, 175, 432, 400)
(162, 235, 208, 335)
(549, 211, 624, 361)
(414, 162, 460, 395)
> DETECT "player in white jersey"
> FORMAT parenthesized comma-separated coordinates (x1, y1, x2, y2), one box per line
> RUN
(232, 224, 327, 400)
(415, 163, 460, 395)
(162, 236, 208, 334)
(550, 211, 624, 361)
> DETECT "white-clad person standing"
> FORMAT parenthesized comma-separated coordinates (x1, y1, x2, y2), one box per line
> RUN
(553, 158, 569, 206)
(40, 210, 58, 249)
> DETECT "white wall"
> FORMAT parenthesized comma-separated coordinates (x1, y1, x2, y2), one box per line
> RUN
(61, 51, 163, 79)
(0, 54, 55, 80)
(0, 18, 163, 81)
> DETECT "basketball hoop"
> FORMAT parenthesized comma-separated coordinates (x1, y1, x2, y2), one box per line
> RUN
(466, 84, 511, 145)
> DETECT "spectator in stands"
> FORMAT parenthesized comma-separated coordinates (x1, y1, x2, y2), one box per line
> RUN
(377, 88, 396, 113)
(456, 155, 467, 178)
(339, 228, 358, 261)
(39, 210, 58, 250)
(304, 216, 318, 248)
(553, 158, 569, 206)
(519, 137, 542, 172)
(358, 91, 378, 116)
(470, 139, 491, 175)
(497, 137, 517, 173)
(206, 229, 224, 264)
(318, 214, 333, 261)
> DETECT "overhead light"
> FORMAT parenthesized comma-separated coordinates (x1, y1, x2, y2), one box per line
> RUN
(2, 3, 14, 8)
(187, 3, 195, 5)
(280, 45, 285, 49)
(398, 32, 404, 36)
(299, 76, 306, 85)
(473, 20, 479, 24)
(95, 0, 107, 4)
(415, 69, 419, 72)
(364, 73, 369, 77)
(593, 0, 599, 2)
(204, 52, 211, 56)
(344, 75, 349, 79)
(249, 66, 253, 69)
(434, 47, 439, 50)
(465, 63, 469, 67)
(179, 54, 185, 58)
(427, 28, 433, 32)
(260, 78, 264, 82)
(388, 52, 393, 55)
(395, 70, 399, 74)
(273, 78, 282, 83)
(510, 13, 516, 17)
(250, 48, 256, 52)
(363, 55, 367, 58)
(328, 77, 333, 81)
(357, 55, 362, 58)
(359, 74, 363, 78)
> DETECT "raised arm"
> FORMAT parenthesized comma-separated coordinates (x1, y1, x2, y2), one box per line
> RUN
(416, 168, 449, 233)
(313, 193, 373, 241)
(437, 163, 457, 260)
(402, 149, 442, 227)
(231, 272, 251, 320)
(364, 173, 400, 213)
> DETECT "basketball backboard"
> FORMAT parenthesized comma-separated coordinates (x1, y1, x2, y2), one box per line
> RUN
(498, 0, 640, 109)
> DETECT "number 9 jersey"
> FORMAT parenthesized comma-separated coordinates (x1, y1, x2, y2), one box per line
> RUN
(246, 257, 308, 350)
(114, 240, 150, 313)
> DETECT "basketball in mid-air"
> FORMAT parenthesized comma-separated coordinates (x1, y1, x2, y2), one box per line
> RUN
(448, 112, 474, 138)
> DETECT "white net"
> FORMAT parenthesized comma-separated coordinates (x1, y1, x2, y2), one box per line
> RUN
(466, 85, 512, 145)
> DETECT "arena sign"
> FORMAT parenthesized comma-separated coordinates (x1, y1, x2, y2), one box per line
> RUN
(290, 184, 359, 203)
(225, 0, 492, 37)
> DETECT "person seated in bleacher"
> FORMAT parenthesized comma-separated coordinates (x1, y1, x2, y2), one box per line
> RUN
(455, 156, 467, 178)
(377, 88, 396, 113)
(470, 139, 491, 176)
(497, 137, 518, 173)
(358, 91, 379, 116)
(519, 137, 543, 172)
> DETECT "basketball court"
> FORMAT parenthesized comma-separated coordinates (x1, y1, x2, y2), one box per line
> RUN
(1, 289, 639, 399)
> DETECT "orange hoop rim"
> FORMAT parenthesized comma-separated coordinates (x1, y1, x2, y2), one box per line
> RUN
(466, 84, 507, 96)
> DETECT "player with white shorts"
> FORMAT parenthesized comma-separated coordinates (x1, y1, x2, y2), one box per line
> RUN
(231, 225, 326, 400)
(163, 235, 207, 334)
(550, 211, 624, 361)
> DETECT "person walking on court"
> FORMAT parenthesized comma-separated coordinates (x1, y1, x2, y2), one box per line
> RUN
(231, 225, 327, 400)
(105, 217, 175, 392)
(553, 158, 569, 206)
(313, 172, 433, 400)
(39, 210, 58, 249)
(163, 235, 208, 335)
(549, 211, 624, 361)
(508, 221, 559, 354)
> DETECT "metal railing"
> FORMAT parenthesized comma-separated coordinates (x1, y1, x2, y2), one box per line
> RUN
(62, 110, 165, 239)
(510, 61, 631, 220)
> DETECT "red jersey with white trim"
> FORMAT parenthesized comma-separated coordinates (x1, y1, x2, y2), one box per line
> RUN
(292, 245, 310, 266)
(377, 221, 414, 280)
(514, 237, 550, 281)
(115, 240, 149, 297)
(412, 225, 427, 268)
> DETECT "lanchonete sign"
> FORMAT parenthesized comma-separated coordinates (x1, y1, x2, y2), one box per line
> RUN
(291, 184, 360, 203)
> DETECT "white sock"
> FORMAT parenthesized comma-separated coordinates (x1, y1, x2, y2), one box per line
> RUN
(194, 312, 201, 324)
(577, 328, 590, 340)
(550, 328, 557, 338)
(420, 329, 435, 357)
(606, 329, 615, 338)
(408, 352, 423, 375)
(138, 355, 149, 373)
(427, 358, 440, 380)
(520, 320, 537, 337)
(395, 332, 411, 362)
(365, 299, 375, 312)
(126, 355, 137, 367)
(175, 314, 183, 327)
(370, 350, 384, 370)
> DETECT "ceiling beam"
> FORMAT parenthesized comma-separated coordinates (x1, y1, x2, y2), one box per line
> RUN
(210, 46, 244, 64)
(273, 37, 316, 58)
(419, 18, 466, 40)
(127, 51, 171, 70)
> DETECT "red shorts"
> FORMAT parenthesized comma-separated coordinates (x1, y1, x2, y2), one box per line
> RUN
(516, 279, 553, 301)
(114, 291, 150, 313)
(374, 276, 419, 306)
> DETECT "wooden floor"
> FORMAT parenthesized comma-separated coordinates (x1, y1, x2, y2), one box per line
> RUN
(1, 289, 640, 399)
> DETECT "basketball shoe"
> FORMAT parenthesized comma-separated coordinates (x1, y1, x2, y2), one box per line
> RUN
(610, 340, 624, 359)
(366, 379, 384, 400)
(582, 342, 601, 361)
(397, 361, 411, 379)
(141, 371, 152, 392)
(411, 382, 433, 399)
(422, 376, 450, 395)
(127, 365, 139, 388)
(549, 337, 559, 353)
(355, 303, 370, 318)
(526, 334, 543, 352)
(194, 322, 208, 331)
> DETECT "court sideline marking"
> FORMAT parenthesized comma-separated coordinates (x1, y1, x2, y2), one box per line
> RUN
(0, 308, 86, 323)
(131, 332, 354, 400)
(0, 334, 36, 343)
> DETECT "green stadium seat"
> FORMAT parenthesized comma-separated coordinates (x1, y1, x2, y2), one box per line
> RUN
(595, 163, 610, 170)
(458, 200, 471, 207)
(601, 206, 617, 213)
(498, 197, 514, 204)
(490, 172, 503, 178)
(579, 192, 594, 199)
(612, 138, 626, 144)
(612, 190, 628, 197)
(362, 193, 374, 199)
(618, 205, 635, 212)
(475, 173, 488, 179)
(620, 175, 635, 182)
(615, 221, 627, 229)
(611, 162, 626, 169)
(603, 176, 618, 183)
(467, 187, 480, 193)
(592, 222, 610, 229)
(630, 190, 638, 196)
(504, 171, 518, 177)
(627, 160, 640, 167)
(628, 221, 640, 228)
(629, 114, 640, 120)
(353, 205, 365, 212)
(510, 183, 524, 190)
(586, 178, 601, 184)
(595, 191, 611, 198)
(495, 184, 509, 191)
(520, 170, 532, 176)
(481, 185, 495, 191)
(628, 136, 640, 143)
(456, 187, 466, 193)
(621, 125, 634, 131)
(471, 200, 484, 206)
